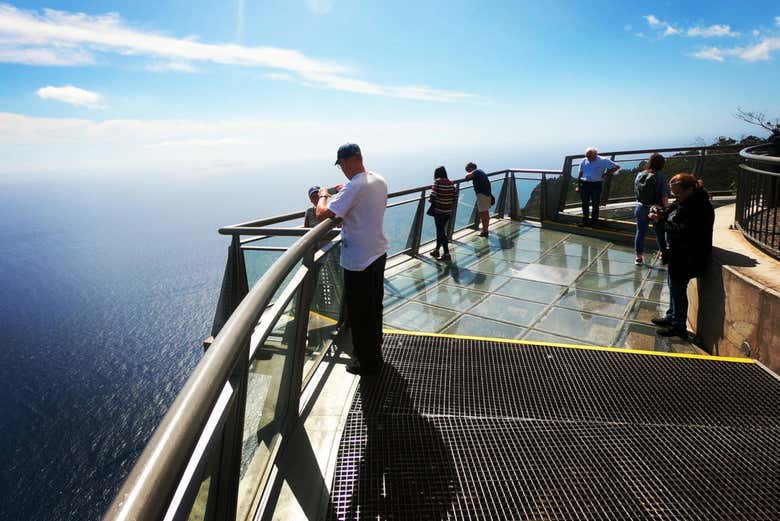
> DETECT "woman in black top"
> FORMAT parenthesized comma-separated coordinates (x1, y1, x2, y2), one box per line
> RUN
(649, 173, 714, 337)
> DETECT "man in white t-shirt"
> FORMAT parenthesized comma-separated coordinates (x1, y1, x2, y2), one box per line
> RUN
(316, 143, 389, 376)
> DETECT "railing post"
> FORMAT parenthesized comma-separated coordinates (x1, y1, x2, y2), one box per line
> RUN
(405, 191, 427, 255)
(509, 172, 520, 220)
(600, 154, 615, 206)
(447, 182, 460, 239)
(208, 236, 250, 348)
(286, 245, 319, 422)
(495, 172, 509, 219)
(557, 156, 573, 217)
(540, 173, 548, 221)
(211, 342, 248, 521)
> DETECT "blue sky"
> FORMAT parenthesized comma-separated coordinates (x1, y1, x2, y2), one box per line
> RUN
(0, 0, 778, 177)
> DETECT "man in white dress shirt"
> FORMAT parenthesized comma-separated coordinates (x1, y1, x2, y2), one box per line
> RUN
(316, 143, 389, 376)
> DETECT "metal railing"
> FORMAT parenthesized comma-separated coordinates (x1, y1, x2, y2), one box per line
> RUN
(103, 167, 556, 521)
(102, 142, 765, 520)
(736, 143, 780, 260)
(556, 144, 743, 218)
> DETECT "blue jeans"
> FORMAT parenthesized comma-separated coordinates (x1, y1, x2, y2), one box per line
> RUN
(433, 213, 450, 254)
(665, 268, 691, 333)
(580, 181, 602, 222)
(634, 203, 668, 255)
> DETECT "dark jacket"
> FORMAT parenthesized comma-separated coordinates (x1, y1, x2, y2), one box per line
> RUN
(664, 188, 714, 278)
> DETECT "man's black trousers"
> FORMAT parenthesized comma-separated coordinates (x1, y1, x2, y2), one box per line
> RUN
(343, 254, 387, 371)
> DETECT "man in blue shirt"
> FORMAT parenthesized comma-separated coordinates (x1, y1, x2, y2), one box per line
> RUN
(464, 162, 493, 237)
(577, 147, 620, 226)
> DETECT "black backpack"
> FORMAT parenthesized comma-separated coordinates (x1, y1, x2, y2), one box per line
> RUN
(635, 171, 658, 205)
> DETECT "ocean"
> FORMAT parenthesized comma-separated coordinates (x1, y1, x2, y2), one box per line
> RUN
(0, 151, 556, 520)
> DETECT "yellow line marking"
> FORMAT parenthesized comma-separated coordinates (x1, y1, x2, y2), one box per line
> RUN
(382, 329, 754, 364)
(309, 310, 338, 324)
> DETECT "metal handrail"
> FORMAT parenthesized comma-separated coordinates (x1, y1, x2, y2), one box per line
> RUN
(103, 218, 340, 521)
(740, 143, 780, 168)
(735, 144, 780, 260)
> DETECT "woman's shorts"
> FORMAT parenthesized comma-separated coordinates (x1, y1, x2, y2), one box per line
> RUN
(476, 193, 492, 212)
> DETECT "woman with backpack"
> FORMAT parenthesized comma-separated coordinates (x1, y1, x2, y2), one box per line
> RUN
(429, 166, 457, 261)
(634, 152, 669, 265)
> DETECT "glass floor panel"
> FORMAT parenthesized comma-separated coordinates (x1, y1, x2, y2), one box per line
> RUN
(442, 314, 526, 339)
(637, 281, 670, 303)
(384, 301, 459, 332)
(439, 270, 511, 293)
(587, 259, 646, 279)
(616, 322, 698, 354)
(468, 294, 547, 327)
(536, 254, 592, 270)
(381, 219, 703, 354)
(522, 330, 595, 346)
(645, 266, 669, 282)
(533, 306, 622, 345)
(547, 242, 605, 260)
(555, 288, 632, 318)
(396, 258, 447, 282)
(599, 246, 644, 264)
(627, 299, 668, 323)
(487, 247, 543, 263)
(495, 278, 567, 304)
(574, 273, 642, 298)
(384, 274, 431, 300)
(515, 264, 582, 286)
(467, 257, 530, 277)
(414, 284, 489, 312)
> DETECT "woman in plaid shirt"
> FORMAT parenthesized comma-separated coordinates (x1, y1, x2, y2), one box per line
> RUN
(429, 166, 458, 261)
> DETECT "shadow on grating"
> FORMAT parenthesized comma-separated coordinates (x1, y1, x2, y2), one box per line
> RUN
(326, 333, 780, 520)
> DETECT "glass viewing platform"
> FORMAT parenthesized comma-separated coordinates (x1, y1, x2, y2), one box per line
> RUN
(103, 144, 780, 521)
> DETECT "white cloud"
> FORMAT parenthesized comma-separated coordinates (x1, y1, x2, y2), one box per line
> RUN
(36, 85, 106, 108)
(690, 38, 780, 62)
(738, 38, 780, 61)
(686, 24, 739, 38)
(776, 16, 780, 28)
(753, 29, 761, 37)
(645, 15, 741, 39)
(691, 47, 726, 62)
(146, 61, 196, 73)
(0, 45, 92, 65)
(0, 3, 475, 103)
(0, 112, 525, 176)
(644, 14, 679, 37)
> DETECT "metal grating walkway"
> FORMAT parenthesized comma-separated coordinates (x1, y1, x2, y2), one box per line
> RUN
(326, 333, 780, 520)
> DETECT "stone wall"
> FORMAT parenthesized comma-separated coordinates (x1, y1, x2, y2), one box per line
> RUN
(687, 205, 780, 374)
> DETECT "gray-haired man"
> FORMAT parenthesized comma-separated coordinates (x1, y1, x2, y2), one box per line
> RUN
(577, 147, 620, 226)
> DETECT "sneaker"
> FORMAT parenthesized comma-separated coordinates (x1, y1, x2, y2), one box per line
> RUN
(660, 251, 669, 265)
(634, 255, 644, 266)
(430, 250, 440, 259)
(656, 327, 688, 339)
(440, 253, 451, 261)
(651, 316, 672, 327)
(479, 232, 489, 237)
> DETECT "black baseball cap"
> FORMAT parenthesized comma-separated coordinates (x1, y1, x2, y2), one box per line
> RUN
(335, 143, 361, 165)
